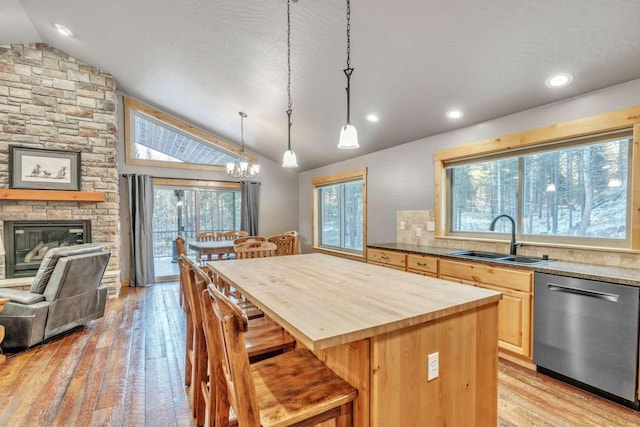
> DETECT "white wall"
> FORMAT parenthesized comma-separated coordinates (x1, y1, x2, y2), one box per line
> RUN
(298, 78, 640, 252)
(116, 93, 299, 280)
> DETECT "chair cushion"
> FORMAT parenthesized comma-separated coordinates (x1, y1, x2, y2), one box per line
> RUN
(30, 243, 106, 294)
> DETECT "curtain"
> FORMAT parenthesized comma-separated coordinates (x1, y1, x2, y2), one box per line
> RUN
(241, 181, 260, 235)
(124, 174, 155, 287)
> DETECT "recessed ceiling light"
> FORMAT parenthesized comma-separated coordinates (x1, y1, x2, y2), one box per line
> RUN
(545, 73, 573, 88)
(446, 110, 463, 119)
(366, 113, 379, 122)
(54, 23, 74, 37)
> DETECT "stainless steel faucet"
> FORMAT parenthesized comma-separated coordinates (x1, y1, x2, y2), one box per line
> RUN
(489, 214, 521, 255)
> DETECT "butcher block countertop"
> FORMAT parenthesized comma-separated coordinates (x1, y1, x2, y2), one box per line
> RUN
(368, 243, 640, 287)
(209, 252, 502, 351)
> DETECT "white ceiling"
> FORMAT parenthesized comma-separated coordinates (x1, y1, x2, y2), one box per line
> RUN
(2, 0, 640, 171)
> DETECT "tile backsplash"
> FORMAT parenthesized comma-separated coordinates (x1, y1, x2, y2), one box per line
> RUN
(396, 210, 639, 269)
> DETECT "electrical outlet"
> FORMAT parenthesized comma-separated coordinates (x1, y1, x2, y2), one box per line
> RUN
(416, 227, 422, 237)
(400, 221, 406, 230)
(426, 221, 435, 232)
(428, 352, 439, 381)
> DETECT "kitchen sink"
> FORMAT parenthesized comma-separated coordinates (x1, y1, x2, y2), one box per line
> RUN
(447, 250, 549, 264)
(447, 250, 508, 259)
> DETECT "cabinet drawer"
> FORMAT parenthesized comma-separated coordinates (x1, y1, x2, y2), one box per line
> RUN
(439, 259, 532, 292)
(406, 254, 438, 275)
(367, 248, 406, 269)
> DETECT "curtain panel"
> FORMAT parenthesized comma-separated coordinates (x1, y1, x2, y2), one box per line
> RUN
(124, 174, 155, 287)
(241, 181, 260, 236)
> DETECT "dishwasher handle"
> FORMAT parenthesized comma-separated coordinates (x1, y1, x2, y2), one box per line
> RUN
(547, 283, 619, 303)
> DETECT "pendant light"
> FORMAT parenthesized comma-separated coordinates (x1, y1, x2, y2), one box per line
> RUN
(338, 0, 359, 149)
(282, 0, 298, 168)
(226, 112, 260, 179)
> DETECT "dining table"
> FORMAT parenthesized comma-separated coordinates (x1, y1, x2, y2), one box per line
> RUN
(208, 253, 502, 426)
(187, 240, 235, 259)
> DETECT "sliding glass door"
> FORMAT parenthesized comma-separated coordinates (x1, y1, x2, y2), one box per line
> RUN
(152, 181, 241, 281)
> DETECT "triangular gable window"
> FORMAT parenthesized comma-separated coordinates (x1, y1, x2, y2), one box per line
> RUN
(124, 97, 255, 170)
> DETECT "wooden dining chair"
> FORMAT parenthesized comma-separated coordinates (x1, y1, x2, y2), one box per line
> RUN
(237, 230, 249, 238)
(206, 284, 358, 427)
(196, 231, 223, 262)
(197, 268, 297, 427)
(222, 230, 238, 241)
(233, 241, 277, 259)
(233, 235, 266, 245)
(284, 230, 301, 254)
(267, 233, 296, 256)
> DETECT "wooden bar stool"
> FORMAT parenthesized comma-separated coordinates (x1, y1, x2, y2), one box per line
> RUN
(205, 284, 357, 426)
(181, 256, 296, 426)
(176, 236, 187, 309)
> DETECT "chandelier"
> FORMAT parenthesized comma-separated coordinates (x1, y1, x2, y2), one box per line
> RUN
(226, 111, 260, 179)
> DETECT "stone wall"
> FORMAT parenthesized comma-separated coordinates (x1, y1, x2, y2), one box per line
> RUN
(0, 44, 120, 296)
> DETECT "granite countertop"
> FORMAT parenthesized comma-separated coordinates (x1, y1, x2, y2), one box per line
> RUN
(368, 243, 640, 287)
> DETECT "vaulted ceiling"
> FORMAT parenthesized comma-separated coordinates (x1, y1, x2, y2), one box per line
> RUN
(3, 0, 640, 171)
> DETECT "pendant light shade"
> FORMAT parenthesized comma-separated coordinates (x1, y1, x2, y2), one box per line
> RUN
(282, 0, 299, 168)
(338, 0, 359, 150)
(282, 149, 298, 168)
(338, 123, 359, 149)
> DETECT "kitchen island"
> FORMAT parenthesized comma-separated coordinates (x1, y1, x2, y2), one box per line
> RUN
(209, 253, 502, 426)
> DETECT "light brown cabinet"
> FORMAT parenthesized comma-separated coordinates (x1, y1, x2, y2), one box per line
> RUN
(438, 259, 533, 360)
(367, 248, 406, 270)
(406, 253, 438, 277)
(367, 248, 534, 365)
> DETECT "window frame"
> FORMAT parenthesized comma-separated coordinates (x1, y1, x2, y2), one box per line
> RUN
(434, 106, 640, 252)
(312, 168, 368, 261)
(123, 96, 257, 171)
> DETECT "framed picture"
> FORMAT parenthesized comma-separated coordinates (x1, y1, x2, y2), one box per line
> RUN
(9, 146, 81, 191)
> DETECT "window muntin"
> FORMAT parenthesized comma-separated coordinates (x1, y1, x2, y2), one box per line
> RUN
(312, 169, 367, 258)
(447, 134, 631, 246)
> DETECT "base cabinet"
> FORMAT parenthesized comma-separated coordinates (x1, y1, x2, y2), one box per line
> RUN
(438, 259, 533, 360)
(367, 249, 534, 364)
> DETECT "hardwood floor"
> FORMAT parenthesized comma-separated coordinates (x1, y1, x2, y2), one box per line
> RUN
(0, 282, 638, 426)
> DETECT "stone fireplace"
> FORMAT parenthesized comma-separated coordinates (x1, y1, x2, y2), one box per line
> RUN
(0, 44, 121, 296)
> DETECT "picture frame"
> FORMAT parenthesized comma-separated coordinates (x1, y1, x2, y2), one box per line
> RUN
(9, 146, 81, 191)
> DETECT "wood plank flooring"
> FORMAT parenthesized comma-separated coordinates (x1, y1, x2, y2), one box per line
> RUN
(0, 282, 639, 426)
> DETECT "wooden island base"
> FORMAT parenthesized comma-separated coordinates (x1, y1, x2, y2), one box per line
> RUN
(316, 302, 498, 426)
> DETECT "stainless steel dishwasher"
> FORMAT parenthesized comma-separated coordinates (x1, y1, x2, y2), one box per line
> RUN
(534, 272, 640, 408)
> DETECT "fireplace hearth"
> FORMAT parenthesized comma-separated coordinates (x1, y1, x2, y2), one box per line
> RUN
(3, 220, 92, 278)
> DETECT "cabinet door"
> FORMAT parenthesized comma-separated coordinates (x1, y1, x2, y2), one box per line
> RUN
(482, 284, 531, 358)
(367, 248, 406, 270)
(406, 254, 438, 276)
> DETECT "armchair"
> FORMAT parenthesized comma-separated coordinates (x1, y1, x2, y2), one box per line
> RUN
(0, 243, 110, 349)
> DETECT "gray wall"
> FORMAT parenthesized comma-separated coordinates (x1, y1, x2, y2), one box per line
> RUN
(116, 93, 299, 280)
(298, 78, 640, 252)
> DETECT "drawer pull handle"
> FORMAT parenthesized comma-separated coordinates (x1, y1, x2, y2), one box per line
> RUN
(417, 262, 427, 267)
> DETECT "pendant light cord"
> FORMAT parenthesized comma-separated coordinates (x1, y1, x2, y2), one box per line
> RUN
(344, 0, 354, 125)
(286, 0, 293, 151)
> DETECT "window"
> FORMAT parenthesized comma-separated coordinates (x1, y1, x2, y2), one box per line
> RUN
(123, 97, 256, 170)
(443, 130, 634, 248)
(312, 168, 367, 259)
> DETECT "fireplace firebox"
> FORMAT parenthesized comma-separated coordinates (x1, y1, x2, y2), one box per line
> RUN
(3, 220, 92, 279)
